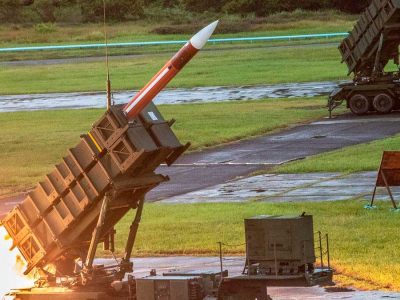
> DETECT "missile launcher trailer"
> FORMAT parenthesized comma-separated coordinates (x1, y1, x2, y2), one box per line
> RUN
(2, 102, 190, 298)
(329, 0, 400, 115)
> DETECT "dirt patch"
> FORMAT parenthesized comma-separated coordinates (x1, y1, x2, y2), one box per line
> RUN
(151, 21, 255, 35)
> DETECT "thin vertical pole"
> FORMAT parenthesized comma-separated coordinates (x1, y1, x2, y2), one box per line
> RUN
(381, 171, 397, 209)
(326, 233, 330, 269)
(318, 231, 324, 270)
(246, 242, 250, 277)
(218, 242, 223, 280)
(103, 0, 112, 110)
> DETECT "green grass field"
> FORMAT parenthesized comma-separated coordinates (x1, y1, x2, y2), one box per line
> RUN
(114, 200, 400, 291)
(0, 10, 354, 48)
(0, 44, 348, 95)
(0, 10, 354, 95)
(0, 98, 332, 197)
(275, 134, 400, 174)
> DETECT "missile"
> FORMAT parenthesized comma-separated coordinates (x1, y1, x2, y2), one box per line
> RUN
(123, 20, 219, 119)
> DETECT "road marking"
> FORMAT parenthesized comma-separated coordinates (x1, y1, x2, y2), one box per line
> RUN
(312, 118, 400, 125)
(161, 158, 303, 167)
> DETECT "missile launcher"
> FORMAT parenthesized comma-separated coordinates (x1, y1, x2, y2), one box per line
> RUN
(2, 103, 189, 280)
(329, 0, 400, 115)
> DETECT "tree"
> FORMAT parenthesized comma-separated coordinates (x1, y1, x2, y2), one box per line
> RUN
(181, 0, 225, 13)
(223, 0, 272, 17)
(31, 0, 57, 22)
(332, 0, 371, 13)
(0, 0, 23, 22)
(79, 0, 144, 22)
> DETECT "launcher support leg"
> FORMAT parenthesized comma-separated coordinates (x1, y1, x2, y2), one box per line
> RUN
(117, 197, 145, 278)
(370, 185, 377, 207)
(85, 194, 110, 269)
(124, 198, 144, 262)
(381, 171, 397, 209)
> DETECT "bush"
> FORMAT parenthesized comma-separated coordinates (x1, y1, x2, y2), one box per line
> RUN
(181, 0, 225, 13)
(34, 22, 57, 33)
(151, 20, 254, 35)
(0, 0, 23, 22)
(31, 0, 57, 22)
(332, 0, 371, 14)
(79, 0, 144, 22)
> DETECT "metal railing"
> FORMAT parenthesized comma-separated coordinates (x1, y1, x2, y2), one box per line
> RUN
(314, 231, 330, 271)
(0, 32, 348, 53)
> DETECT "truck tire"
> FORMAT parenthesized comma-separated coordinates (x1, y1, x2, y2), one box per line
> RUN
(373, 93, 394, 114)
(349, 94, 369, 115)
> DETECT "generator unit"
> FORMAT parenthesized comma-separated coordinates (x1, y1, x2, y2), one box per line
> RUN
(136, 276, 204, 300)
(244, 215, 315, 277)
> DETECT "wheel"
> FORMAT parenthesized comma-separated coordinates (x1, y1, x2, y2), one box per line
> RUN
(349, 94, 369, 115)
(373, 93, 394, 114)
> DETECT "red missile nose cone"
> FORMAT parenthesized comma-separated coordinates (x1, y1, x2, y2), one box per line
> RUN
(190, 20, 219, 50)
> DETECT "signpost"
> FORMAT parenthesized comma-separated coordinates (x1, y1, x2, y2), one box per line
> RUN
(370, 151, 400, 209)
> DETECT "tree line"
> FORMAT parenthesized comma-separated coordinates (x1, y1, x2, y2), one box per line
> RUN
(0, 0, 371, 23)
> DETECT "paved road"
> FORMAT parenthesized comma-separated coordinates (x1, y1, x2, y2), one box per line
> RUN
(0, 81, 342, 112)
(161, 171, 400, 204)
(1, 113, 400, 218)
(148, 112, 400, 201)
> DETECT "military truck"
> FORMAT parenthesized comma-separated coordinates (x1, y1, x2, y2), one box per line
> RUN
(329, 0, 400, 115)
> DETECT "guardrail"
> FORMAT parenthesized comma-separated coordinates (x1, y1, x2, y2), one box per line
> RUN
(0, 32, 348, 53)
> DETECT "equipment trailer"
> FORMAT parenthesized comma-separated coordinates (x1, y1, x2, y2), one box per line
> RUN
(329, 0, 400, 115)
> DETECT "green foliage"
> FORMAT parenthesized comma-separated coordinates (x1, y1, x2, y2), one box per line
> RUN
(181, 0, 225, 13)
(79, 0, 144, 22)
(181, 0, 360, 17)
(0, 0, 23, 22)
(0, 0, 368, 24)
(31, 0, 57, 22)
(34, 22, 57, 33)
(332, 0, 371, 13)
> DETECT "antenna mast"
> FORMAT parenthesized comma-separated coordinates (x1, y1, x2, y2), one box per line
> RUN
(103, 0, 112, 110)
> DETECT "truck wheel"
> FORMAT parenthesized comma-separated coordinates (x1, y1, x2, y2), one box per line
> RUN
(373, 93, 394, 114)
(349, 94, 369, 115)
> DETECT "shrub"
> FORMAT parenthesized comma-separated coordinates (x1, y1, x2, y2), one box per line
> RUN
(0, 0, 23, 22)
(34, 22, 57, 33)
(79, 0, 145, 22)
(331, 0, 371, 14)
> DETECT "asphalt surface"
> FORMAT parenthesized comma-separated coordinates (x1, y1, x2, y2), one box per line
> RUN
(107, 256, 400, 300)
(0, 81, 342, 112)
(147, 112, 400, 201)
(1, 112, 400, 219)
(160, 171, 400, 204)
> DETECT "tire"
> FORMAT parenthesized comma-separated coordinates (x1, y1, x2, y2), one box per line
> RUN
(349, 94, 369, 115)
(373, 93, 394, 114)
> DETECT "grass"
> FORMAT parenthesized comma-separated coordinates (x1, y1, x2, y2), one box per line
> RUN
(0, 10, 354, 95)
(274, 134, 400, 174)
(0, 97, 332, 197)
(0, 10, 355, 48)
(114, 200, 400, 291)
(0, 44, 348, 95)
